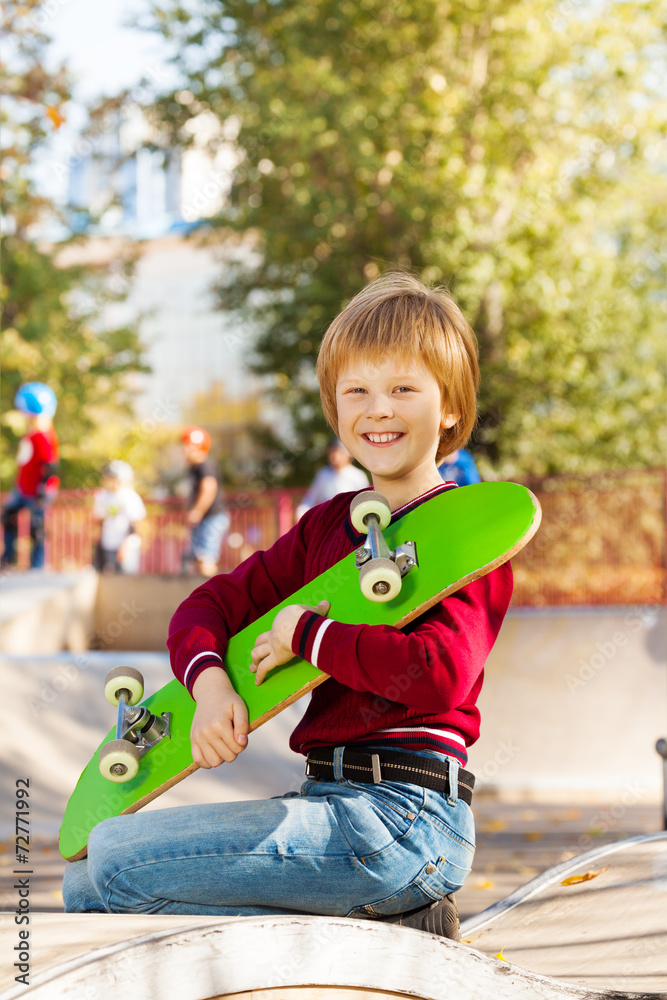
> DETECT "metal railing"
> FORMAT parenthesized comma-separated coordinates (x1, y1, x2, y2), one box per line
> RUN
(2, 469, 665, 606)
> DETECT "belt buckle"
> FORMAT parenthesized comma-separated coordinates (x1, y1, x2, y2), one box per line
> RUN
(305, 758, 314, 778)
(371, 753, 382, 783)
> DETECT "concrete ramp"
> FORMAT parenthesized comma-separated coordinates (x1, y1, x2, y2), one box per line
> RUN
(460, 831, 667, 994)
(0, 571, 97, 654)
(1, 834, 665, 999)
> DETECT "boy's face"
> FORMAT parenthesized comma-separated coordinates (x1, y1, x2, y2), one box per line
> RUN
(183, 442, 206, 464)
(102, 475, 121, 492)
(335, 354, 458, 492)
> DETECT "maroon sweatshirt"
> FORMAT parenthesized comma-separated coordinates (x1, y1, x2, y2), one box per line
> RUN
(168, 483, 513, 766)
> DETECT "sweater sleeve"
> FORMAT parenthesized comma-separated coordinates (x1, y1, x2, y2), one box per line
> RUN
(168, 510, 315, 694)
(291, 562, 513, 715)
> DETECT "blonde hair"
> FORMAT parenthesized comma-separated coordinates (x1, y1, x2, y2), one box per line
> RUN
(317, 271, 479, 461)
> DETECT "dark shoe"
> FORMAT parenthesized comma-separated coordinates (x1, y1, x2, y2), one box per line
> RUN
(385, 893, 460, 940)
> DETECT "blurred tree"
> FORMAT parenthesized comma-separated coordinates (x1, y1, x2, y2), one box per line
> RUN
(145, 0, 666, 481)
(182, 381, 264, 488)
(0, 0, 148, 490)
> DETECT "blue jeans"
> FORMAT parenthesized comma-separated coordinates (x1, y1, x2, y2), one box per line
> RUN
(190, 512, 229, 563)
(62, 751, 475, 916)
(1, 489, 48, 569)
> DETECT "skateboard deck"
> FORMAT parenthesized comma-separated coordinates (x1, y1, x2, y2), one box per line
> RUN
(60, 481, 541, 861)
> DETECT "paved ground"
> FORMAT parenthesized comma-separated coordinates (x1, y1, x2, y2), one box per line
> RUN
(1, 798, 661, 921)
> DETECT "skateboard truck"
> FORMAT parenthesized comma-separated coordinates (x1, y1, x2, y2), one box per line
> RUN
(350, 491, 418, 602)
(99, 667, 171, 783)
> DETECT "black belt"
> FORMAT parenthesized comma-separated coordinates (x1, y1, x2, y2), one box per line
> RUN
(305, 747, 474, 805)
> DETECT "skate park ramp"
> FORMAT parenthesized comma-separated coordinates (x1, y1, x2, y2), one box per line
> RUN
(1, 833, 665, 998)
(460, 831, 667, 994)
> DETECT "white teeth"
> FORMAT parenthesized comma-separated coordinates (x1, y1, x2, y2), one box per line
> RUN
(366, 432, 402, 443)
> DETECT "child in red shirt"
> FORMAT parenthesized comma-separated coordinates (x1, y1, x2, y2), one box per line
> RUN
(1, 383, 59, 570)
(63, 273, 512, 938)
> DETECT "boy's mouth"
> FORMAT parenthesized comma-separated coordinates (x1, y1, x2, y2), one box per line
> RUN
(362, 431, 404, 446)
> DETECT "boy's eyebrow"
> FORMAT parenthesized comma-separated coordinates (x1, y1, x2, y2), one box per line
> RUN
(337, 372, 423, 385)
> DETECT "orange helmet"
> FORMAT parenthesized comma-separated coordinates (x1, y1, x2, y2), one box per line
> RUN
(181, 426, 211, 453)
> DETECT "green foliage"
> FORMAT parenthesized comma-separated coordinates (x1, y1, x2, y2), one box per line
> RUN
(1, 0, 149, 489)
(146, 0, 666, 481)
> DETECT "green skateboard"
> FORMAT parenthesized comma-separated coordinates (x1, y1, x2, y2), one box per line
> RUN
(59, 482, 541, 861)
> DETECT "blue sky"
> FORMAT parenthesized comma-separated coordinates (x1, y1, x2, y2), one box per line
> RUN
(35, 0, 175, 200)
(45, 0, 171, 104)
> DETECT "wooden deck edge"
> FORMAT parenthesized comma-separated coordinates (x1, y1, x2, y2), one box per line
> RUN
(1, 914, 657, 1000)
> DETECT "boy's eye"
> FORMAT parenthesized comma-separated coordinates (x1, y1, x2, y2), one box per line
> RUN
(395, 386, 414, 393)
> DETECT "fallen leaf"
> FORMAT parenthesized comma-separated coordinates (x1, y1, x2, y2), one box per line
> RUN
(474, 877, 495, 890)
(463, 932, 485, 944)
(480, 819, 508, 833)
(561, 866, 609, 886)
(524, 831, 543, 841)
(495, 949, 507, 962)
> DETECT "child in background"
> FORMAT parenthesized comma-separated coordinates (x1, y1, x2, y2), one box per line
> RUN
(437, 448, 482, 486)
(1, 383, 60, 570)
(181, 426, 229, 577)
(296, 437, 369, 519)
(63, 272, 512, 941)
(92, 461, 146, 574)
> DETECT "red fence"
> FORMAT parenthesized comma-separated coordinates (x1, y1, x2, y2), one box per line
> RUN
(2, 470, 665, 606)
(510, 468, 665, 606)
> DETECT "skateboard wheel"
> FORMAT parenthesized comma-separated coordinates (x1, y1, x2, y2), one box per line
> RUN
(104, 666, 144, 707)
(99, 740, 141, 782)
(350, 491, 391, 533)
(359, 557, 402, 602)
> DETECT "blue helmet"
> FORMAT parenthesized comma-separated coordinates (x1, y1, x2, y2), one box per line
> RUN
(14, 383, 57, 418)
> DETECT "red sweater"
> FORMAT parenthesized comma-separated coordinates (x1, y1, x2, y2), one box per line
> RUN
(168, 483, 513, 766)
(16, 428, 59, 496)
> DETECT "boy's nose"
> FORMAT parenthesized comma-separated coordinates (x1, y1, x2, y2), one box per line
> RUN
(364, 392, 394, 418)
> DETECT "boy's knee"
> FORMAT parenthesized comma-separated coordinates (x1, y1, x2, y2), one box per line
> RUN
(88, 816, 126, 863)
(62, 859, 106, 913)
(1, 506, 18, 529)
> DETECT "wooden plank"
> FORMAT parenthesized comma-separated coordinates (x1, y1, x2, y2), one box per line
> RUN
(0, 913, 654, 1000)
(208, 990, 421, 999)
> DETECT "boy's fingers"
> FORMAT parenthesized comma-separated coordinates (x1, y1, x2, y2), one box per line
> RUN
(307, 600, 330, 615)
(232, 702, 249, 747)
(255, 654, 275, 685)
(250, 641, 271, 667)
(192, 742, 222, 769)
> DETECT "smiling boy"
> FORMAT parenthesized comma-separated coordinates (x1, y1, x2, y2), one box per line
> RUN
(63, 272, 512, 939)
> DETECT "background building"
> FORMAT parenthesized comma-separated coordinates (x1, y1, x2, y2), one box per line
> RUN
(57, 105, 268, 470)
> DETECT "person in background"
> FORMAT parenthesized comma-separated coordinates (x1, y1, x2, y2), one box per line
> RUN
(296, 437, 369, 519)
(437, 448, 481, 487)
(92, 461, 146, 574)
(1, 383, 60, 570)
(181, 426, 229, 577)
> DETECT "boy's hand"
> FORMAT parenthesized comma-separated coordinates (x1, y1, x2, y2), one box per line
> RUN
(250, 600, 330, 685)
(191, 668, 249, 768)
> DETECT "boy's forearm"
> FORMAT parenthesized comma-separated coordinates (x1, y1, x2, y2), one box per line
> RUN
(191, 477, 218, 514)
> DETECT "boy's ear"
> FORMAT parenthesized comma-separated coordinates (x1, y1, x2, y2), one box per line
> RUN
(441, 411, 459, 430)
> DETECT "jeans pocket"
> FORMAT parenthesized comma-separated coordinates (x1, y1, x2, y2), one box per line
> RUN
(346, 854, 466, 919)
